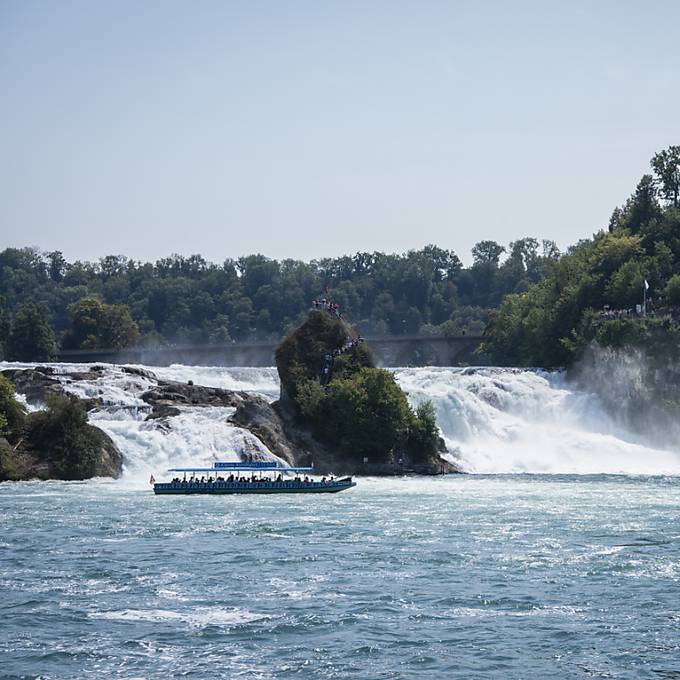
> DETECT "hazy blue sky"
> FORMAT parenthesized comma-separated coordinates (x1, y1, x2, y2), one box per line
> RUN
(1, 1, 678, 264)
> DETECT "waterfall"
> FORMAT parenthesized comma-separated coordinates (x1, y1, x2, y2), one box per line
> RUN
(4, 361, 679, 477)
(395, 367, 680, 474)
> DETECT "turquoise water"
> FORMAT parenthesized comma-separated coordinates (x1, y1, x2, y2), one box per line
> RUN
(2, 475, 680, 679)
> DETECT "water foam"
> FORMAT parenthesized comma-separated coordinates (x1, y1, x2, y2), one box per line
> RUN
(135, 364, 280, 401)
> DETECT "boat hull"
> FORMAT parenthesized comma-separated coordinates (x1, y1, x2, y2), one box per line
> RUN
(153, 479, 356, 495)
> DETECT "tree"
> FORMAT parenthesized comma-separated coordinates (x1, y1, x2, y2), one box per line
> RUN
(407, 401, 440, 463)
(46, 251, 67, 282)
(508, 237, 539, 269)
(609, 175, 662, 233)
(6, 303, 57, 361)
(62, 296, 139, 349)
(651, 145, 680, 207)
(99, 303, 139, 348)
(472, 240, 506, 266)
(0, 296, 10, 356)
(665, 274, 680, 305)
(605, 260, 645, 308)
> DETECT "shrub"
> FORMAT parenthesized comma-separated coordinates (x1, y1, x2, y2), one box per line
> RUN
(26, 395, 102, 480)
(0, 374, 27, 440)
(313, 367, 413, 462)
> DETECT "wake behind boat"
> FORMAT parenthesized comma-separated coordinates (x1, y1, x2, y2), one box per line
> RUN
(152, 461, 356, 495)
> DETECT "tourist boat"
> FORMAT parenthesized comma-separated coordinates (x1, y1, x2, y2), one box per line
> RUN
(152, 461, 356, 495)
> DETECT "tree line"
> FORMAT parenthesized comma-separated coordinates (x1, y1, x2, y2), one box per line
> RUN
(0, 238, 560, 360)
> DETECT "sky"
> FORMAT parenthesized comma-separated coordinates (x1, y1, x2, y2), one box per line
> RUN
(1, 0, 678, 265)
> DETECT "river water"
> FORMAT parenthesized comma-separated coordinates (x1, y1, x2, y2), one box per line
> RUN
(2, 364, 680, 678)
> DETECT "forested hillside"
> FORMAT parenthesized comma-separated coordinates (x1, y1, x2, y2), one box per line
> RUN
(485, 146, 680, 367)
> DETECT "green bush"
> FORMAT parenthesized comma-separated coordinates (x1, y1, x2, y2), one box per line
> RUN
(0, 374, 27, 440)
(26, 395, 102, 480)
(313, 367, 413, 462)
(407, 401, 441, 463)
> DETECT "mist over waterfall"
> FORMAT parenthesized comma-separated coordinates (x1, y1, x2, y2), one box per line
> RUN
(3, 362, 679, 477)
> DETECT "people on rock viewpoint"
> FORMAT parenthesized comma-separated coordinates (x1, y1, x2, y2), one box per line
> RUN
(312, 294, 366, 385)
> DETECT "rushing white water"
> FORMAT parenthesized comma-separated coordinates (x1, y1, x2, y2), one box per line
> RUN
(0, 362, 284, 484)
(3, 362, 679, 476)
(396, 367, 680, 475)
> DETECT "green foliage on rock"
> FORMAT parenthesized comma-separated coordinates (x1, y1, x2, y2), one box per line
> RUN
(0, 376, 27, 481)
(0, 374, 122, 482)
(0, 374, 27, 439)
(276, 312, 441, 466)
(276, 310, 375, 404)
(407, 401, 442, 464)
(6, 303, 57, 362)
(25, 395, 106, 480)
(0, 441, 22, 481)
(311, 367, 414, 461)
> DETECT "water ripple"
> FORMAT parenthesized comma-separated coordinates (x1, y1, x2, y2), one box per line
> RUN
(2, 475, 680, 678)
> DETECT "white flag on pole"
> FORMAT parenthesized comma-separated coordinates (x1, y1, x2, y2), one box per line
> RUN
(644, 280, 650, 290)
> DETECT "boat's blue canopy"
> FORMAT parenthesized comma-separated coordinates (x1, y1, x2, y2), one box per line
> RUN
(167, 466, 314, 472)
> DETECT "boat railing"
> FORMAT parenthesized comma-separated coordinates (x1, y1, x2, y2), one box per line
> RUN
(155, 477, 353, 490)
